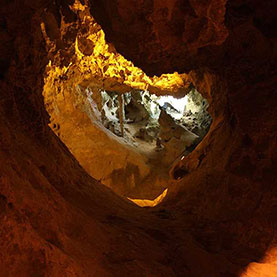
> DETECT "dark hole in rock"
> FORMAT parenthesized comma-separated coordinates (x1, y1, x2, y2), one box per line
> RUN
(173, 166, 188, 180)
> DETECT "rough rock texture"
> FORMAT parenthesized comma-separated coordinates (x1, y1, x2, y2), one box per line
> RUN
(1, 0, 277, 276)
(91, 0, 229, 75)
(41, 2, 191, 198)
(158, 109, 198, 164)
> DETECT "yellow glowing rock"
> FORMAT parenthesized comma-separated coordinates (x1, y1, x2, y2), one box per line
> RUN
(42, 1, 191, 197)
(128, 188, 168, 207)
(43, 1, 190, 97)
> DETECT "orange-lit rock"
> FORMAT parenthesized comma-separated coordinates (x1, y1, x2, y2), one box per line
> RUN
(42, 4, 192, 198)
(128, 188, 168, 207)
(0, 0, 277, 276)
(91, 0, 229, 75)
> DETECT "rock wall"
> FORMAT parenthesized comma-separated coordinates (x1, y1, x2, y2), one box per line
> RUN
(41, 2, 192, 197)
(91, 0, 229, 75)
(0, 0, 277, 276)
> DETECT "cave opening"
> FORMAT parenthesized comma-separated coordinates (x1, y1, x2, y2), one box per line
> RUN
(2, 0, 276, 275)
(41, 6, 214, 206)
(80, 86, 213, 205)
(86, 87, 212, 159)
(46, 81, 212, 207)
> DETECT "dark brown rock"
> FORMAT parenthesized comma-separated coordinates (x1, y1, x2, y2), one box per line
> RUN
(0, 0, 276, 276)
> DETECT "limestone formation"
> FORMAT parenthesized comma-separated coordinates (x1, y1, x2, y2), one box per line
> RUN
(0, 0, 277, 276)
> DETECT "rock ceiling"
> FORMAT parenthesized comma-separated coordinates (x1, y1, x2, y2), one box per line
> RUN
(0, 0, 277, 276)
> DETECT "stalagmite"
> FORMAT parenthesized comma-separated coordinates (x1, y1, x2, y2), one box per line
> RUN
(118, 93, 124, 137)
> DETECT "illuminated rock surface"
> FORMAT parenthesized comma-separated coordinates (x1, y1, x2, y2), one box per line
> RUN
(0, 0, 277, 276)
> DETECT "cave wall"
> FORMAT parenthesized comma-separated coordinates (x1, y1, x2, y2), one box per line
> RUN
(91, 0, 229, 75)
(0, 1, 176, 276)
(0, 0, 277, 276)
(40, 2, 191, 198)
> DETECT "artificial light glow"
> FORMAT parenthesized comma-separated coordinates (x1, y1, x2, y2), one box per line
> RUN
(156, 95, 188, 113)
(42, 1, 191, 100)
(156, 95, 188, 120)
(147, 94, 188, 120)
(128, 188, 168, 207)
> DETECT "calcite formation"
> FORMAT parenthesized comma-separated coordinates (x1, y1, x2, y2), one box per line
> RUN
(0, 0, 277, 276)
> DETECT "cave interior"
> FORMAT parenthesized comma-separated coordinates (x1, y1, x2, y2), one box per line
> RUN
(0, 0, 277, 276)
